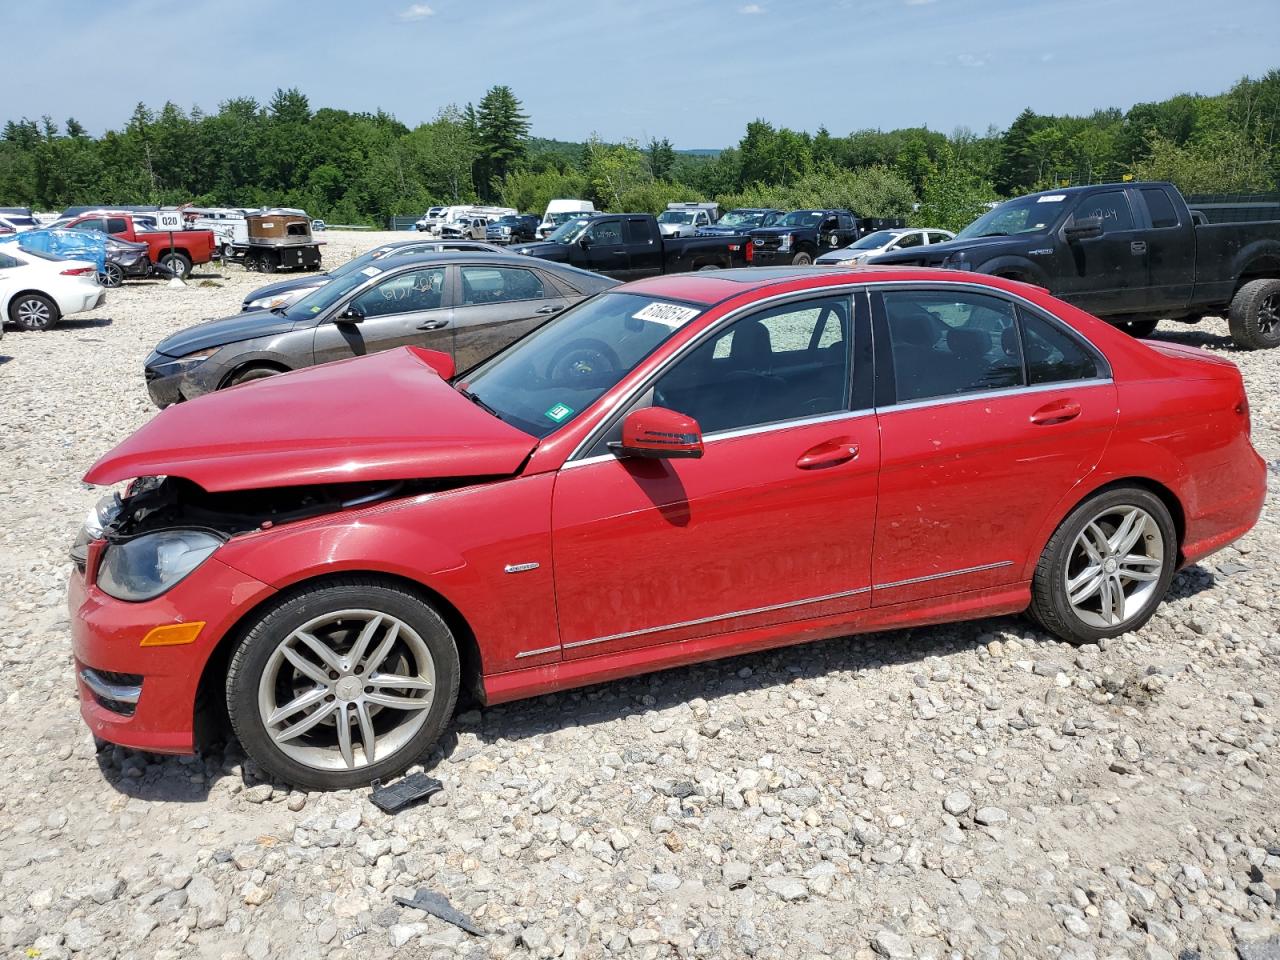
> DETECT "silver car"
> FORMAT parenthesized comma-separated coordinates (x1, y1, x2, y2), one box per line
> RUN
(145, 252, 618, 407)
(815, 227, 955, 265)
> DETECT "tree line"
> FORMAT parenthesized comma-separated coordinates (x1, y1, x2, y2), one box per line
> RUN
(1, 73, 1277, 233)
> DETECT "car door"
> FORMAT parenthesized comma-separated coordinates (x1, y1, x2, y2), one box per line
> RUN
(0, 250, 21, 310)
(870, 285, 1117, 605)
(1054, 190, 1148, 315)
(551, 293, 879, 661)
(582, 218, 630, 277)
(625, 217, 663, 277)
(451, 264, 571, 373)
(1134, 185, 1195, 313)
(835, 214, 858, 248)
(311, 264, 452, 365)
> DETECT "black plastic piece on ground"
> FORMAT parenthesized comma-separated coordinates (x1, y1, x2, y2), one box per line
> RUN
(393, 889, 483, 936)
(369, 773, 442, 814)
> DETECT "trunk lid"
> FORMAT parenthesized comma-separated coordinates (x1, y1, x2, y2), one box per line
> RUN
(85, 347, 538, 492)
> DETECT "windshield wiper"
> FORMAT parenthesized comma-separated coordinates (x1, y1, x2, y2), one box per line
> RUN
(269, 306, 288, 315)
(975, 231, 1008, 238)
(457, 386, 502, 421)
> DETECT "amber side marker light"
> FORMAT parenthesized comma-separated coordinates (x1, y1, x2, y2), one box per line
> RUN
(140, 622, 206, 647)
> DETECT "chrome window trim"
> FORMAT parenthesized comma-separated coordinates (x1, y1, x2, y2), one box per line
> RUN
(563, 407, 875, 470)
(877, 378, 1113, 415)
(566, 285, 862, 463)
(515, 558, 1018, 658)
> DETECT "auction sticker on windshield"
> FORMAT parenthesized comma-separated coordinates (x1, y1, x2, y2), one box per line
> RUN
(633, 302, 700, 328)
(1037, 195, 1066, 203)
(545, 403, 575, 423)
(360, 266, 382, 277)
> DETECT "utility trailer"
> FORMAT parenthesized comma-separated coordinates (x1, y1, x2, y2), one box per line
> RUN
(242, 211, 323, 273)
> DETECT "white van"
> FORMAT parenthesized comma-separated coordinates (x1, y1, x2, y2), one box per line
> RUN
(538, 200, 596, 239)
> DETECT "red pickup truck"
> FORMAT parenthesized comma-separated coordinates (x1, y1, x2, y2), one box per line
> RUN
(57, 212, 216, 279)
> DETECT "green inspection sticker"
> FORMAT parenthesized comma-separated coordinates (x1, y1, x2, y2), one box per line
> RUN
(545, 403, 574, 423)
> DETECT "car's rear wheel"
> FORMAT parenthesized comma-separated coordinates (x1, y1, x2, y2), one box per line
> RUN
(790, 252, 813, 266)
(8, 292, 60, 331)
(1227, 278, 1280, 350)
(102, 263, 125, 288)
(226, 578, 460, 791)
(159, 252, 191, 279)
(1029, 486, 1176, 644)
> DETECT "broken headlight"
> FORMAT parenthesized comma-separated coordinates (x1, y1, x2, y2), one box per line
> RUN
(97, 530, 223, 602)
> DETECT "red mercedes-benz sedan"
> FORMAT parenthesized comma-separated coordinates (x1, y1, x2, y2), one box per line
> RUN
(70, 267, 1266, 790)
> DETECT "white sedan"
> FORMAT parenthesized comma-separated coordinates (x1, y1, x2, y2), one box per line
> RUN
(0, 245, 106, 332)
(815, 227, 955, 265)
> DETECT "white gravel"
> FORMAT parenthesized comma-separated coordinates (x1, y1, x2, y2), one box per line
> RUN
(0, 236, 1278, 959)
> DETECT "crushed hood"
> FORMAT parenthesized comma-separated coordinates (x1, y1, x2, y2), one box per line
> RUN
(86, 347, 538, 492)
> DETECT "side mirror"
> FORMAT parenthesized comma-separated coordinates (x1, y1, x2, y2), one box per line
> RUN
(609, 407, 704, 460)
(337, 305, 364, 324)
(1064, 216, 1103, 242)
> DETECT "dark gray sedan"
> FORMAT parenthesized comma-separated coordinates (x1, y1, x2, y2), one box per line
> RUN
(144, 252, 618, 407)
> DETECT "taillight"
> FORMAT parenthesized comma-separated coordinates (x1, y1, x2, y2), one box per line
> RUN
(745, 240, 754, 264)
(60, 266, 95, 276)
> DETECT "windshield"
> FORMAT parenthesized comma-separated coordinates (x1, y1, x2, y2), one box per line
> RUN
(462, 292, 705, 438)
(658, 211, 696, 224)
(849, 230, 902, 250)
(284, 265, 381, 317)
(779, 210, 824, 228)
(718, 210, 768, 227)
(547, 218, 593, 243)
(329, 246, 400, 278)
(955, 196, 1064, 240)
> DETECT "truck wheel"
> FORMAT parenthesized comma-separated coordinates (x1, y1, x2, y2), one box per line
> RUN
(1227, 279, 1280, 350)
(1114, 318, 1158, 338)
(159, 252, 191, 279)
(9, 292, 61, 331)
(790, 252, 814, 266)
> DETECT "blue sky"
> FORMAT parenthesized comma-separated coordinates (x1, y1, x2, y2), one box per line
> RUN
(7, 0, 1276, 147)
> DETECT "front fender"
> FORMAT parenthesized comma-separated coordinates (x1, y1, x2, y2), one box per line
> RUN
(973, 254, 1049, 286)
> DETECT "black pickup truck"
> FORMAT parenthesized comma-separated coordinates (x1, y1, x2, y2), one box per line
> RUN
(749, 209, 865, 266)
(867, 181, 1280, 349)
(510, 213, 752, 280)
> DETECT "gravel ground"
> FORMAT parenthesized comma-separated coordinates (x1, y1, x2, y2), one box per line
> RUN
(1, 234, 1278, 960)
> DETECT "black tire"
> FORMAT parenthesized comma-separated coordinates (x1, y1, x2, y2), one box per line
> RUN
(223, 364, 284, 389)
(1113, 318, 1159, 338)
(8, 292, 60, 331)
(1227, 278, 1280, 350)
(790, 251, 814, 266)
(225, 577, 461, 791)
(1029, 486, 1177, 645)
(102, 263, 125, 288)
(159, 252, 191, 279)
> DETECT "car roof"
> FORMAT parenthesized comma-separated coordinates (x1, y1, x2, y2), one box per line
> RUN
(376, 250, 619, 286)
(619, 265, 1022, 306)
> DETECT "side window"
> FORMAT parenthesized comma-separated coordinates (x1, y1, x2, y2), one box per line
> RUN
(0, 251, 19, 269)
(1077, 191, 1134, 232)
(895, 232, 924, 249)
(350, 267, 446, 318)
(820, 217, 838, 232)
(1140, 188, 1179, 229)
(624, 218, 652, 243)
(1019, 310, 1100, 384)
(74, 218, 106, 233)
(928, 232, 952, 244)
(106, 217, 128, 233)
(838, 214, 854, 231)
(459, 266, 546, 305)
(650, 296, 852, 435)
(882, 289, 1022, 403)
(588, 220, 623, 245)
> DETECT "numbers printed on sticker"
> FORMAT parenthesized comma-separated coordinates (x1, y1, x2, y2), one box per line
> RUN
(633, 301, 700, 328)
(157, 213, 183, 229)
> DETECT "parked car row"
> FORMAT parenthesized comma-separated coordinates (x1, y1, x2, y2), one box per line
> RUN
(72, 259, 1267, 791)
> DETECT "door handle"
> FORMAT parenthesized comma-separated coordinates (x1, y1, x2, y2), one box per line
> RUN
(796, 438, 860, 470)
(1030, 399, 1081, 425)
(417, 318, 449, 330)
(1130, 241, 1147, 255)
(535, 305, 563, 315)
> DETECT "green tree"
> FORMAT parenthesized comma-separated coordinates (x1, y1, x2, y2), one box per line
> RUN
(472, 85, 530, 198)
(646, 137, 676, 180)
(913, 145, 997, 232)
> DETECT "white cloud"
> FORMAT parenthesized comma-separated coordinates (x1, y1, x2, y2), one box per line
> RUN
(398, 3, 434, 21)
(956, 53, 986, 68)
(739, 3, 765, 13)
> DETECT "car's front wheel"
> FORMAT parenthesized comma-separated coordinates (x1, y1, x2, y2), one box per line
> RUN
(1029, 486, 1176, 645)
(226, 578, 460, 791)
(8, 292, 61, 331)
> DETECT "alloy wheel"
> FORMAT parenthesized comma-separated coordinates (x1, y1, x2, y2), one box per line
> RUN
(1260, 293, 1280, 337)
(1064, 506, 1164, 628)
(16, 298, 51, 327)
(257, 609, 436, 771)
